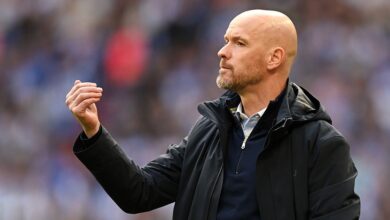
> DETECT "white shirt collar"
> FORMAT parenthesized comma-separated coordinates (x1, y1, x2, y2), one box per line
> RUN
(236, 103, 267, 120)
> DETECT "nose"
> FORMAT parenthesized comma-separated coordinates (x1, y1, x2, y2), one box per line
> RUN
(217, 44, 230, 59)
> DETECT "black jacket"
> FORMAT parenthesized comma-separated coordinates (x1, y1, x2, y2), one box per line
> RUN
(74, 82, 360, 220)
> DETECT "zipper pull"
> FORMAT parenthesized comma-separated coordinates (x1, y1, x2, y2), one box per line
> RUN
(241, 137, 248, 149)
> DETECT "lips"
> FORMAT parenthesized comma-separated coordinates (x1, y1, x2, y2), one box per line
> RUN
(220, 61, 233, 69)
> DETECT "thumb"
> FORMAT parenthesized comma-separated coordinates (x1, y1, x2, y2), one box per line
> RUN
(74, 80, 81, 85)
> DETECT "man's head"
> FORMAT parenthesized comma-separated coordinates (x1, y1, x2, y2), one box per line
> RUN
(216, 9, 298, 92)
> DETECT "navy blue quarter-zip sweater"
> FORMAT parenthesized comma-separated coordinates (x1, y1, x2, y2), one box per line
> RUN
(216, 89, 285, 220)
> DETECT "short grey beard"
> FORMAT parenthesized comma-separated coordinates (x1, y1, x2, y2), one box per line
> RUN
(216, 73, 262, 92)
(216, 75, 246, 92)
(216, 76, 241, 92)
(216, 75, 233, 90)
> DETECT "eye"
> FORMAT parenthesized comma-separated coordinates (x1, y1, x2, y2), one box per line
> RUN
(236, 41, 245, 46)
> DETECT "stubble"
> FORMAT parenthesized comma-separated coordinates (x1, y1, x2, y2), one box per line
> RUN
(216, 69, 262, 92)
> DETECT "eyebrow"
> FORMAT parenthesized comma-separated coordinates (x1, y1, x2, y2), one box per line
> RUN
(224, 35, 249, 43)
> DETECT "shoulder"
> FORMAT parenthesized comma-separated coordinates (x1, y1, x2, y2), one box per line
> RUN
(293, 119, 346, 145)
(290, 120, 350, 164)
(298, 121, 352, 174)
(310, 120, 349, 154)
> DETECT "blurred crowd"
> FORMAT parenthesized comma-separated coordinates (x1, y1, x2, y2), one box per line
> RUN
(0, 0, 389, 219)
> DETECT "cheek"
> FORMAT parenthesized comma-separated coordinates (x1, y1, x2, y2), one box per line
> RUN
(232, 49, 264, 74)
(237, 58, 257, 74)
(247, 55, 265, 71)
(237, 52, 259, 69)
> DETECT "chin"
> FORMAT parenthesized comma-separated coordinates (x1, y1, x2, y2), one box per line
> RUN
(216, 75, 234, 90)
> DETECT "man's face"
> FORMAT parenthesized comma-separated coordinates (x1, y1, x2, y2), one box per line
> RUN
(216, 16, 267, 92)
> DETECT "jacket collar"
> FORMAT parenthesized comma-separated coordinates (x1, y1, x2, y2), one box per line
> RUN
(198, 80, 331, 129)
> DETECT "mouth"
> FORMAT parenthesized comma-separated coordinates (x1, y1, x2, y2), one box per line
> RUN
(219, 62, 232, 69)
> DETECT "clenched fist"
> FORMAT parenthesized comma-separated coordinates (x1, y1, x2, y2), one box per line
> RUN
(65, 80, 103, 138)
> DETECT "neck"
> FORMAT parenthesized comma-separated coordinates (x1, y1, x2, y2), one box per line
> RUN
(238, 77, 286, 117)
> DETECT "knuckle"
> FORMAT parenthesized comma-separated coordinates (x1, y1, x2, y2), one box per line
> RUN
(79, 87, 87, 93)
(85, 98, 94, 104)
(80, 93, 87, 99)
(73, 85, 79, 92)
(65, 97, 73, 104)
(80, 99, 87, 105)
(74, 84, 83, 92)
(73, 107, 81, 114)
(76, 93, 85, 100)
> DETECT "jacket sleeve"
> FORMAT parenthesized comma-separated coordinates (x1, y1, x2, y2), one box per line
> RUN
(73, 126, 186, 214)
(308, 127, 360, 220)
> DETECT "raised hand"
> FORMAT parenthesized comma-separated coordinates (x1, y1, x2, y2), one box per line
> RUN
(65, 80, 103, 138)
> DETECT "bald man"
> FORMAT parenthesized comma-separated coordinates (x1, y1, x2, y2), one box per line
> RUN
(66, 9, 360, 220)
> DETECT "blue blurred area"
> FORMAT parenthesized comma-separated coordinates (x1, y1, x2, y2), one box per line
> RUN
(0, 0, 389, 219)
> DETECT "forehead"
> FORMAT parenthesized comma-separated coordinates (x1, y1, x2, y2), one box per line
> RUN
(224, 15, 264, 40)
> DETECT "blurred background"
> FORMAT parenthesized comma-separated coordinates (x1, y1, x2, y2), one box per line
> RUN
(0, 0, 389, 219)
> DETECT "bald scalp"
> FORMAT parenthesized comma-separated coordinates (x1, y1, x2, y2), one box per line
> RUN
(230, 10, 298, 73)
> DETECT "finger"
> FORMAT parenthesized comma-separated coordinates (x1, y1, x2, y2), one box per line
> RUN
(67, 80, 86, 99)
(66, 83, 103, 98)
(69, 92, 102, 109)
(70, 96, 101, 114)
(72, 97, 101, 115)
(66, 82, 97, 99)
(66, 82, 100, 100)
(66, 87, 103, 106)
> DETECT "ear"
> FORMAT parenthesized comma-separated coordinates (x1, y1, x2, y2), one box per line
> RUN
(266, 47, 285, 71)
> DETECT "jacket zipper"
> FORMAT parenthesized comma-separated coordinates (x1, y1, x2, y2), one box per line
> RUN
(237, 118, 290, 175)
(241, 136, 248, 149)
(235, 149, 244, 174)
(235, 135, 248, 174)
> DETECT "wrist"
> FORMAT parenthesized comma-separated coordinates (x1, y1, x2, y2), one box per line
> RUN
(83, 123, 101, 139)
